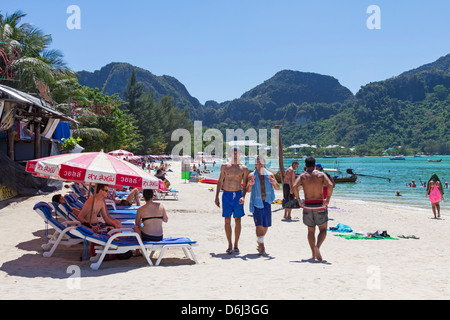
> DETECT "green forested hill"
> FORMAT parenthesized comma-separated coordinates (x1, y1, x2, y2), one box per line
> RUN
(208, 54, 450, 155)
(77, 62, 204, 119)
(77, 54, 450, 155)
(201, 70, 355, 128)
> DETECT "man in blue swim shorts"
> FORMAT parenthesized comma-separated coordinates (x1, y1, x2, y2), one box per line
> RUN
(247, 156, 280, 256)
(215, 147, 249, 254)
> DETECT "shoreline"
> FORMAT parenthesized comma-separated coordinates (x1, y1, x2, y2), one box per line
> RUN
(0, 160, 449, 300)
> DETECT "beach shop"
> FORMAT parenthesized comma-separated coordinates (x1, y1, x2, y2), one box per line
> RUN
(0, 84, 77, 201)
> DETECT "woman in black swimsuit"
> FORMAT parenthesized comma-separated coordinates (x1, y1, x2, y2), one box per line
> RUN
(134, 189, 168, 241)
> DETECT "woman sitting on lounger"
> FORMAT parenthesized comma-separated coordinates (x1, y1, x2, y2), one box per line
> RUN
(134, 189, 168, 241)
(110, 187, 141, 206)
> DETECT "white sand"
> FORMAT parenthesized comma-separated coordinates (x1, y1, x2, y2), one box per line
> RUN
(0, 161, 449, 300)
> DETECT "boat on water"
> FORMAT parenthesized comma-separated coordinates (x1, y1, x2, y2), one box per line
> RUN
(323, 168, 357, 183)
(390, 156, 406, 160)
(427, 159, 442, 162)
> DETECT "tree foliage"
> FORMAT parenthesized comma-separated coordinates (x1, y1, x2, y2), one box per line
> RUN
(123, 69, 193, 154)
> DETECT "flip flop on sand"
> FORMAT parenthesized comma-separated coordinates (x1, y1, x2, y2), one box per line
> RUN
(232, 248, 240, 253)
(398, 235, 420, 239)
(226, 248, 233, 254)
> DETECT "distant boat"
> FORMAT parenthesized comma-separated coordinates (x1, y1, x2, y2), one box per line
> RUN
(333, 175, 358, 183)
(323, 168, 357, 183)
(427, 159, 442, 162)
(390, 156, 406, 160)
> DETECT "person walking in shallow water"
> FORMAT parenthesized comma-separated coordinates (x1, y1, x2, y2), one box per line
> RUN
(426, 174, 444, 218)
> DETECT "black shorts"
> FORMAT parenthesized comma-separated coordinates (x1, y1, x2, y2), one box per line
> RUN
(283, 183, 291, 200)
(141, 231, 163, 242)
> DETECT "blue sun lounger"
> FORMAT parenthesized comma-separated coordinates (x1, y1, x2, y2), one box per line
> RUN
(34, 202, 82, 257)
(69, 225, 199, 270)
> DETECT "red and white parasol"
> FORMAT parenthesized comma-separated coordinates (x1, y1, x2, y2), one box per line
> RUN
(26, 151, 159, 189)
(108, 149, 134, 157)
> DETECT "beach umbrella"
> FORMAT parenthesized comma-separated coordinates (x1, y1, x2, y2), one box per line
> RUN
(108, 149, 134, 157)
(26, 151, 159, 189)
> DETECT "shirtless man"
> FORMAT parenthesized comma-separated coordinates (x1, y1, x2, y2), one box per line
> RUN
(294, 157, 333, 262)
(283, 161, 299, 220)
(78, 184, 122, 233)
(215, 146, 249, 254)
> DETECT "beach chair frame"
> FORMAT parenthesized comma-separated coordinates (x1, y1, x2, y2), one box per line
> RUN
(69, 226, 198, 270)
(34, 204, 83, 257)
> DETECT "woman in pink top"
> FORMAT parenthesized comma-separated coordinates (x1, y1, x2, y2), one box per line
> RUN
(426, 177, 444, 218)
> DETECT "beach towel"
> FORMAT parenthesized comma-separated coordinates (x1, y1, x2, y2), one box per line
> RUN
(334, 234, 398, 240)
(328, 223, 353, 233)
(249, 168, 275, 213)
(282, 197, 301, 209)
(33, 202, 53, 213)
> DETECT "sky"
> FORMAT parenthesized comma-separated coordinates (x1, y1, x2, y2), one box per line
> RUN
(2, 0, 450, 104)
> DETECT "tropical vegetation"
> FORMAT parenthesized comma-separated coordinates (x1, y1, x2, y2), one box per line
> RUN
(1, 10, 449, 156)
(1, 10, 192, 154)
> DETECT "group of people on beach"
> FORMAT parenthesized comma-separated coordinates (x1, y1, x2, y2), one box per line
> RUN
(214, 147, 333, 261)
(53, 181, 168, 255)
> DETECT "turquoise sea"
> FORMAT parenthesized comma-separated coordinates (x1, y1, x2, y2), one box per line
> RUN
(202, 156, 449, 211)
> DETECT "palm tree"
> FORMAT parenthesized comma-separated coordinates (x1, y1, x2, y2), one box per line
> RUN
(0, 10, 74, 95)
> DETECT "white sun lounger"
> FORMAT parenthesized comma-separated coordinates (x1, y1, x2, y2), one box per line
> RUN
(34, 202, 82, 257)
(155, 189, 179, 200)
(69, 225, 198, 270)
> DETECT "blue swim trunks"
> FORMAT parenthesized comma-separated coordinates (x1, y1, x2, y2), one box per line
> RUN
(222, 190, 245, 218)
(252, 201, 272, 228)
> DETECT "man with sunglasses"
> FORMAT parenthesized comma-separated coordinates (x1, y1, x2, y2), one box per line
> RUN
(78, 184, 122, 232)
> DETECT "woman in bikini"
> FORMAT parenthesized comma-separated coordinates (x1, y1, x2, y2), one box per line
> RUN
(134, 189, 168, 241)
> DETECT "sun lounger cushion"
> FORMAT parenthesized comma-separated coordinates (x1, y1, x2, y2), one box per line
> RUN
(75, 225, 196, 246)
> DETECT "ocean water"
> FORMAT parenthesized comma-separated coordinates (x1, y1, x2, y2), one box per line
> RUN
(201, 156, 449, 211)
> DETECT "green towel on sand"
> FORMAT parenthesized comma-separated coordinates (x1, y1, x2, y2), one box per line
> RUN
(334, 234, 398, 240)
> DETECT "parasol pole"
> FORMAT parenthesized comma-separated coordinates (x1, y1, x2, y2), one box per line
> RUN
(274, 125, 285, 182)
(88, 183, 97, 225)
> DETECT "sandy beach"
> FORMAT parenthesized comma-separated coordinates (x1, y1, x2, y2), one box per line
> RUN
(0, 160, 449, 300)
